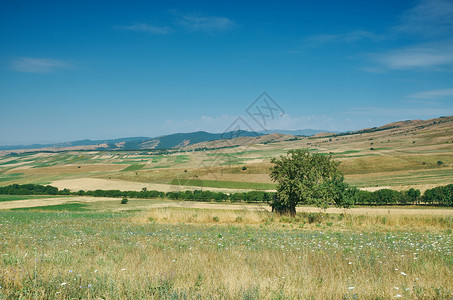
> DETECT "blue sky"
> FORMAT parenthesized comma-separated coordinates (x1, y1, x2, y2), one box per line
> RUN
(1, 0, 452, 145)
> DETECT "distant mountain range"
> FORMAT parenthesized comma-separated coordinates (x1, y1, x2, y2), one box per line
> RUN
(0, 128, 336, 152)
(0, 130, 262, 151)
(259, 129, 337, 136)
(2, 116, 452, 153)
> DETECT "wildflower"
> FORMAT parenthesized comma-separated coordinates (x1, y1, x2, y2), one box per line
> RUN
(88, 284, 92, 288)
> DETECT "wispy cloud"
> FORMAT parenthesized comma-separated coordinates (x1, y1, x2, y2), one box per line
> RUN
(394, 0, 453, 38)
(346, 106, 453, 116)
(176, 13, 236, 33)
(115, 23, 172, 34)
(303, 30, 381, 47)
(373, 41, 453, 70)
(407, 88, 453, 99)
(10, 57, 74, 73)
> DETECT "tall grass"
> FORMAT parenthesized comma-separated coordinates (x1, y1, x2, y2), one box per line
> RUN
(0, 210, 452, 298)
(135, 207, 453, 231)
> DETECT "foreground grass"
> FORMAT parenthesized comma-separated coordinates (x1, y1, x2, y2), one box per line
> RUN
(0, 209, 452, 299)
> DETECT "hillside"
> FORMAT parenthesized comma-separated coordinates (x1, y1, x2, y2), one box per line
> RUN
(0, 130, 264, 154)
(0, 128, 342, 154)
(0, 116, 451, 193)
(183, 133, 299, 150)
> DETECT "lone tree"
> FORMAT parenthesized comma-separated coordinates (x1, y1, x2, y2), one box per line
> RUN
(270, 149, 348, 215)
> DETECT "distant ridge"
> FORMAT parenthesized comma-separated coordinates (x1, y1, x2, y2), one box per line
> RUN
(0, 131, 263, 152)
(2, 116, 451, 153)
(260, 129, 338, 136)
(0, 137, 148, 151)
(0, 128, 331, 152)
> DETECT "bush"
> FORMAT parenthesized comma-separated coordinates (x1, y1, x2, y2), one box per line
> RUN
(121, 197, 128, 204)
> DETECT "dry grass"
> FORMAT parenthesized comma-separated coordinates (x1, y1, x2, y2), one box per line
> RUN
(0, 208, 452, 299)
(132, 207, 269, 225)
(131, 206, 453, 232)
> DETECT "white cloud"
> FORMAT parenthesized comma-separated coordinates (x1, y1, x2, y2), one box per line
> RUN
(346, 106, 453, 116)
(407, 88, 453, 99)
(303, 30, 380, 47)
(116, 23, 172, 34)
(394, 0, 453, 37)
(373, 41, 453, 70)
(10, 57, 74, 73)
(176, 13, 236, 33)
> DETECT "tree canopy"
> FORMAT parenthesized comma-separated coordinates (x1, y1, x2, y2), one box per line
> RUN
(269, 149, 348, 215)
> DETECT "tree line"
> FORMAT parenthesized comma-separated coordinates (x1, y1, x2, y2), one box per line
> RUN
(0, 183, 451, 207)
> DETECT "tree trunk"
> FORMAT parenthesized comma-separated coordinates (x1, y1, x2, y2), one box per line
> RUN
(289, 204, 296, 217)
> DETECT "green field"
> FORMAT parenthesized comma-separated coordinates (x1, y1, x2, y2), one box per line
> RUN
(0, 195, 74, 202)
(121, 164, 145, 172)
(11, 202, 89, 211)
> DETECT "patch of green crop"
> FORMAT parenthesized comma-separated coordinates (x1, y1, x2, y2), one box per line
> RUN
(173, 155, 190, 163)
(152, 165, 171, 169)
(11, 202, 90, 212)
(0, 173, 24, 182)
(0, 195, 73, 202)
(121, 164, 145, 172)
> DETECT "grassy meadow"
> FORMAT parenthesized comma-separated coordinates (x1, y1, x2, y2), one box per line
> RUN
(0, 202, 453, 299)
